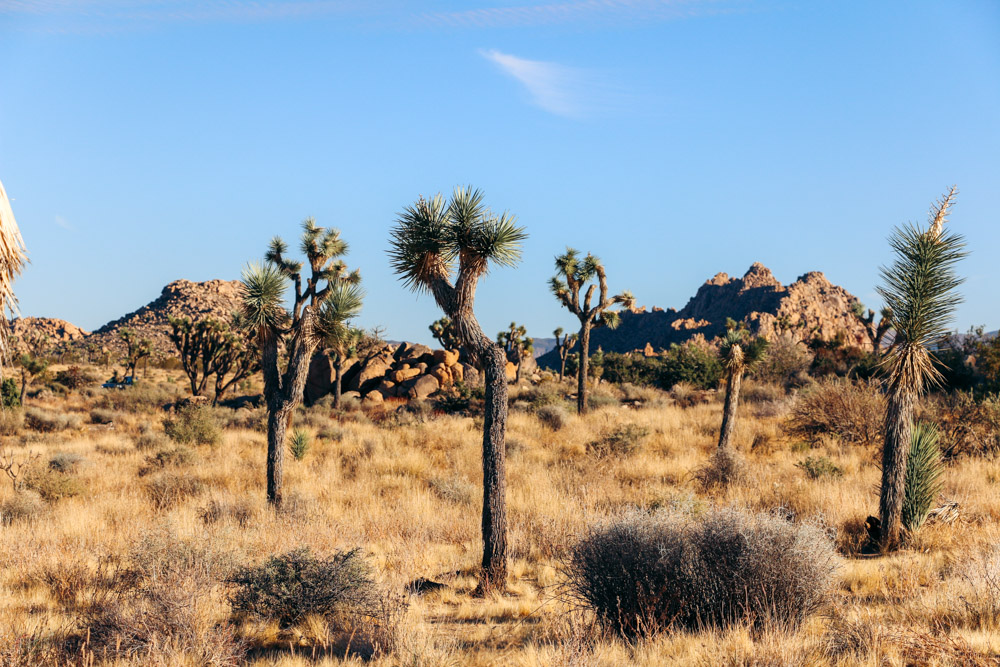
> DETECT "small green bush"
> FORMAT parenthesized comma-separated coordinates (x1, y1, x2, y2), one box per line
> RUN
(796, 456, 844, 480)
(902, 423, 944, 532)
(1, 378, 20, 408)
(164, 406, 222, 447)
(23, 466, 85, 501)
(289, 429, 310, 461)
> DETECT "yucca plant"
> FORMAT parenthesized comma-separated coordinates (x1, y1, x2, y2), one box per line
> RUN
(388, 186, 526, 594)
(717, 320, 769, 451)
(901, 422, 944, 533)
(551, 249, 633, 414)
(876, 186, 966, 551)
(0, 179, 27, 376)
(289, 429, 311, 461)
(317, 281, 365, 409)
(241, 218, 359, 508)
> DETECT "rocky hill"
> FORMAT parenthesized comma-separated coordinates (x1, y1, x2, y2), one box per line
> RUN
(84, 279, 244, 357)
(9, 317, 90, 354)
(538, 262, 868, 369)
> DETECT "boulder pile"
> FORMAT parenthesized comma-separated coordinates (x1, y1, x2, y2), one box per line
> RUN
(305, 341, 520, 405)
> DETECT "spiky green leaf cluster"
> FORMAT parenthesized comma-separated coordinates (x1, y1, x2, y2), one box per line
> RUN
(240, 261, 289, 332)
(718, 328, 769, 373)
(316, 281, 365, 347)
(388, 186, 527, 292)
(901, 422, 944, 532)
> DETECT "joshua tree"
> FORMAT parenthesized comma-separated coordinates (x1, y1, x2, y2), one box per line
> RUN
(317, 281, 366, 409)
(16, 354, 48, 405)
(118, 328, 151, 381)
(851, 301, 894, 357)
(553, 327, 577, 382)
(716, 320, 769, 451)
(550, 249, 633, 414)
(0, 179, 27, 375)
(875, 187, 966, 552)
(389, 186, 526, 594)
(498, 322, 533, 383)
(429, 317, 461, 351)
(208, 314, 259, 404)
(241, 218, 359, 508)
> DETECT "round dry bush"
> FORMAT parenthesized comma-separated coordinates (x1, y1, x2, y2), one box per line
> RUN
(565, 508, 839, 637)
(536, 404, 569, 431)
(695, 447, 748, 490)
(0, 490, 45, 524)
(787, 377, 884, 447)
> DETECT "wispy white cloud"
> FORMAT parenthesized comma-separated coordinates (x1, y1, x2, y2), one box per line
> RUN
(425, 0, 742, 29)
(482, 49, 633, 118)
(54, 214, 74, 231)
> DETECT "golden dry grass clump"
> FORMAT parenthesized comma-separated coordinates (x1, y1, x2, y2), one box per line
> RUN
(0, 367, 998, 665)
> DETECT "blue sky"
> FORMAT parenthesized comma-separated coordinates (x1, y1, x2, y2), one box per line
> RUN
(1, 0, 998, 346)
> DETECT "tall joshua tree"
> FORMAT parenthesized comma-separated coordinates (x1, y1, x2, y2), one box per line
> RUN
(317, 281, 365, 409)
(118, 328, 151, 380)
(876, 187, 966, 551)
(498, 322, 532, 383)
(553, 327, 577, 382)
(716, 320, 769, 451)
(0, 179, 27, 376)
(429, 317, 461, 351)
(241, 218, 359, 508)
(551, 249, 633, 414)
(389, 186, 526, 594)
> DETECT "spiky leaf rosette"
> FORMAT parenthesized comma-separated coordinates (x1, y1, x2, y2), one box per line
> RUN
(0, 179, 27, 374)
(316, 281, 365, 343)
(901, 422, 944, 532)
(240, 262, 289, 333)
(876, 205, 967, 396)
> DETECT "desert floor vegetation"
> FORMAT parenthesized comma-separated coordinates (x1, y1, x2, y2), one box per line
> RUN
(0, 365, 999, 665)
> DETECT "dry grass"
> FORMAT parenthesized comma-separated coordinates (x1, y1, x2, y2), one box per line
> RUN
(0, 366, 998, 665)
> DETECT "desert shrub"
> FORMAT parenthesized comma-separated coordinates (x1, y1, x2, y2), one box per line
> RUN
(787, 377, 884, 447)
(516, 383, 564, 409)
(164, 405, 222, 447)
(587, 388, 620, 410)
(740, 380, 785, 404)
(618, 382, 666, 406)
(227, 549, 405, 646)
(96, 381, 179, 412)
(220, 405, 266, 431)
(23, 465, 85, 501)
(289, 429, 310, 461)
(1, 377, 20, 408)
(77, 528, 243, 664)
(0, 490, 44, 524)
(657, 341, 723, 391)
(918, 391, 1000, 458)
(695, 447, 747, 489)
(427, 476, 475, 505)
(951, 544, 1000, 631)
(144, 471, 206, 509)
(89, 408, 119, 425)
(587, 424, 650, 457)
(796, 456, 844, 480)
(53, 366, 99, 390)
(146, 446, 196, 469)
(754, 331, 814, 387)
(24, 407, 82, 433)
(901, 423, 944, 532)
(134, 428, 170, 452)
(565, 508, 838, 637)
(537, 404, 569, 430)
(47, 452, 83, 473)
(0, 408, 23, 436)
(670, 381, 706, 408)
(199, 498, 255, 527)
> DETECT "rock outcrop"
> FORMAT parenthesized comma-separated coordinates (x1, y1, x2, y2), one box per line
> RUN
(9, 317, 90, 353)
(83, 279, 244, 357)
(538, 262, 867, 369)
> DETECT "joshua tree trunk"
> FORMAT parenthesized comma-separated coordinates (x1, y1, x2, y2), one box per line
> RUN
(514, 355, 522, 383)
(717, 369, 743, 449)
(558, 356, 566, 383)
(19, 369, 27, 405)
(333, 361, 343, 410)
(260, 308, 318, 509)
(879, 390, 914, 551)
(429, 280, 509, 594)
(577, 323, 591, 415)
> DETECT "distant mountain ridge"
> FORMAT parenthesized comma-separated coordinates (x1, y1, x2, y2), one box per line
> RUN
(538, 262, 869, 369)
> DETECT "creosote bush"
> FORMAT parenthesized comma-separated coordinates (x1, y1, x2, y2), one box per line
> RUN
(787, 377, 884, 447)
(164, 405, 222, 447)
(566, 508, 838, 637)
(536, 404, 569, 430)
(796, 456, 844, 480)
(24, 407, 82, 433)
